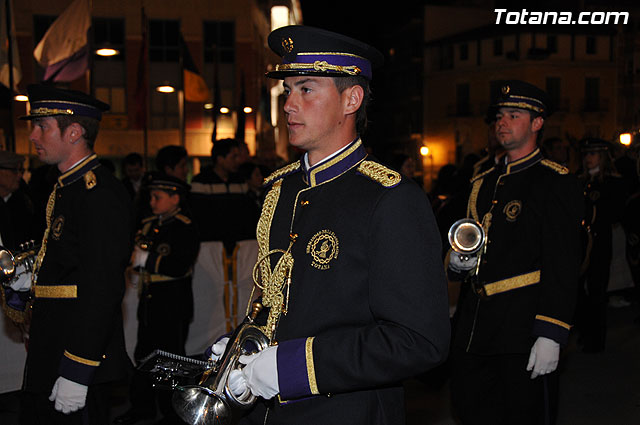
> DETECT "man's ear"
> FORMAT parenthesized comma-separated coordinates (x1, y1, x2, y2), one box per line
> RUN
(343, 85, 364, 115)
(531, 116, 544, 133)
(66, 123, 84, 144)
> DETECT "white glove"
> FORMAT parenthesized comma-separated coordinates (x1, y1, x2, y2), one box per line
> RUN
(449, 252, 479, 273)
(228, 368, 250, 398)
(209, 337, 230, 362)
(526, 336, 560, 379)
(238, 345, 279, 399)
(49, 376, 88, 414)
(132, 246, 149, 269)
(9, 265, 32, 291)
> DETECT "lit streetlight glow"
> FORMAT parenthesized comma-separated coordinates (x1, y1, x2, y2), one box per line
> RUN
(95, 48, 119, 57)
(620, 133, 632, 146)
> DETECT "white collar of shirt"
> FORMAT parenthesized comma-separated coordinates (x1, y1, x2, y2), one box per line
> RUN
(62, 154, 93, 174)
(304, 142, 353, 170)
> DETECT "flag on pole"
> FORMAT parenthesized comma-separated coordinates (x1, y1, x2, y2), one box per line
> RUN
(0, 0, 21, 90)
(180, 34, 210, 103)
(33, 0, 91, 83)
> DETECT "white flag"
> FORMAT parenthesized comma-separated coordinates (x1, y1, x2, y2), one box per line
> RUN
(33, 0, 91, 67)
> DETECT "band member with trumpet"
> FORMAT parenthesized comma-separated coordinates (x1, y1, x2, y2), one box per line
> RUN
(2, 84, 134, 425)
(207, 25, 450, 425)
(115, 174, 199, 425)
(447, 80, 583, 425)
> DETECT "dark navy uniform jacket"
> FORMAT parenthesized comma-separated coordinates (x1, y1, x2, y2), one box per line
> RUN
(453, 148, 583, 354)
(243, 139, 450, 425)
(25, 154, 133, 392)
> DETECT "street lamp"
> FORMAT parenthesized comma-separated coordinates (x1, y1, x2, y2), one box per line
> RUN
(156, 83, 175, 93)
(420, 145, 434, 190)
(95, 47, 119, 57)
(619, 133, 632, 146)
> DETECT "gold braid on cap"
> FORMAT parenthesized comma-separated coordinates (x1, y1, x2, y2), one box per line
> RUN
(275, 61, 361, 76)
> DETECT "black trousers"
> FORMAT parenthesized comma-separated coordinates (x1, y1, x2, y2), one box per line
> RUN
(19, 383, 110, 425)
(450, 348, 558, 425)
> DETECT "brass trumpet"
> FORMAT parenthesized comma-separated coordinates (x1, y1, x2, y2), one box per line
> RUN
(448, 218, 485, 256)
(0, 241, 39, 288)
(139, 303, 269, 425)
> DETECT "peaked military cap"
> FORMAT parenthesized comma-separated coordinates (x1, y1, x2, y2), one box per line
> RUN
(20, 84, 110, 121)
(493, 80, 551, 117)
(266, 25, 383, 80)
(146, 173, 190, 194)
(579, 137, 612, 153)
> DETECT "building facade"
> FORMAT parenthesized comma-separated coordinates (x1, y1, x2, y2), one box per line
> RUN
(4, 0, 301, 174)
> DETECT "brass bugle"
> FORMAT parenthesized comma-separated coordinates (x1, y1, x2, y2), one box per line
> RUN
(171, 303, 269, 425)
(0, 241, 39, 288)
(448, 218, 485, 255)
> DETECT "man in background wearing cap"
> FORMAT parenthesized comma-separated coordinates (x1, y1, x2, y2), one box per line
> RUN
(115, 174, 199, 425)
(575, 138, 626, 353)
(447, 80, 583, 424)
(0, 150, 39, 251)
(207, 25, 450, 425)
(2, 84, 133, 425)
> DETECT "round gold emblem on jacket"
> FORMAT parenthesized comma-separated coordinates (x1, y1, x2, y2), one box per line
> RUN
(503, 200, 522, 222)
(52, 215, 65, 240)
(589, 190, 600, 202)
(306, 230, 339, 270)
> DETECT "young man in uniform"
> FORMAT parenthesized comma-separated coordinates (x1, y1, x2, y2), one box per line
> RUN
(1, 84, 133, 424)
(210, 25, 451, 425)
(448, 80, 583, 425)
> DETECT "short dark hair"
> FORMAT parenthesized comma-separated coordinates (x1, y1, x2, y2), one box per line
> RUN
(54, 115, 100, 149)
(123, 152, 143, 167)
(332, 76, 371, 134)
(155, 145, 187, 171)
(211, 138, 240, 162)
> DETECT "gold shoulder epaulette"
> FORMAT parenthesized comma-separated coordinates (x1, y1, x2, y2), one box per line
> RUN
(141, 215, 156, 224)
(175, 214, 192, 225)
(541, 159, 569, 175)
(263, 161, 301, 186)
(357, 160, 401, 188)
(471, 166, 495, 183)
(84, 170, 97, 190)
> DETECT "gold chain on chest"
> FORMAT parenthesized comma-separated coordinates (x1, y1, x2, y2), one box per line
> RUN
(251, 179, 295, 340)
(32, 184, 59, 285)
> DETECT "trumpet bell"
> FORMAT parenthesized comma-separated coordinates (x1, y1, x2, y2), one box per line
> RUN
(0, 247, 16, 286)
(171, 386, 231, 425)
(448, 219, 485, 254)
(171, 322, 269, 425)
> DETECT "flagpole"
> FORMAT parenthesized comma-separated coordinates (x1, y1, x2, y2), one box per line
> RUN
(211, 42, 219, 144)
(5, 0, 16, 152)
(88, 0, 94, 95)
(141, 5, 149, 169)
(179, 38, 186, 147)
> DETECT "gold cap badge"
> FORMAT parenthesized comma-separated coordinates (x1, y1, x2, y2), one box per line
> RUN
(282, 37, 294, 53)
